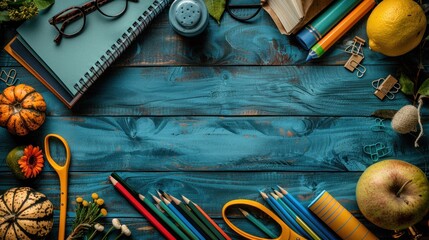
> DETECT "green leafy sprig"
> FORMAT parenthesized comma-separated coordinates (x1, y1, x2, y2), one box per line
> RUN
(0, 0, 54, 23)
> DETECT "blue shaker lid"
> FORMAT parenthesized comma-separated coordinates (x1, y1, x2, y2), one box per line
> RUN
(169, 0, 209, 37)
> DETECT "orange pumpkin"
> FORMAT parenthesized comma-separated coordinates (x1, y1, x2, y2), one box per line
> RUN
(0, 84, 46, 136)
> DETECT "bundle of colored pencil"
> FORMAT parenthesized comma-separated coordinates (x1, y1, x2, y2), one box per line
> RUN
(109, 173, 231, 240)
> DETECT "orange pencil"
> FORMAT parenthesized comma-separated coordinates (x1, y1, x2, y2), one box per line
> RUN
(109, 176, 176, 240)
(306, 0, 377, 61)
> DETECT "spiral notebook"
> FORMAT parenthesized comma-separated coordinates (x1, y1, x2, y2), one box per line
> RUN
(5, 0, 170, 108)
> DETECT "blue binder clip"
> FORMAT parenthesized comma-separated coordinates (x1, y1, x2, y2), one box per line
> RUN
(363, 142, 391, 162)
(370, 118, 386, 132)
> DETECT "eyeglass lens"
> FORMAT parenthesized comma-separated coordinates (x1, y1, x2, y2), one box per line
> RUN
(226, 0, 261, 22)
(54, 0, 128, 37)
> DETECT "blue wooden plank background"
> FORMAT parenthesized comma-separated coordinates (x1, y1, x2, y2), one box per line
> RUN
(0, 4, 428, 240)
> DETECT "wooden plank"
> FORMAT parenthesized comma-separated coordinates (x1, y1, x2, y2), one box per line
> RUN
(0, 171, 416, 239)
(1, 12, 412, 67)
(2, 65, 421, 116)
(1, 116, 427, 172)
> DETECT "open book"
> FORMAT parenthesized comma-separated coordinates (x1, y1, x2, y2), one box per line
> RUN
(262, 0, 334, 35)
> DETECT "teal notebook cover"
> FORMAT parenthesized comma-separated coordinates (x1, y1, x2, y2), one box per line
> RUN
(17, 0, 165, 97)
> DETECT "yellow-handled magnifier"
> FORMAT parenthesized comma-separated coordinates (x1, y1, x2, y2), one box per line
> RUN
(44, 134, 71, 240)
(222, 199, 306, 240)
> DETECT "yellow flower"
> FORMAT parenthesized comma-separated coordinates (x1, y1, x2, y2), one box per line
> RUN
(96, 198, 104, 206)
(76, 197, 83, 203)
(82, 200, 89, 207)
(100, 208, 108, 216)
(91, 193, 99, 200)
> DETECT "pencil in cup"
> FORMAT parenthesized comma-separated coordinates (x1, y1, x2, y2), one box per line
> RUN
(308, 190, 379, 240)
(306, 0, 377, 61)
(275, 187, 340, 240)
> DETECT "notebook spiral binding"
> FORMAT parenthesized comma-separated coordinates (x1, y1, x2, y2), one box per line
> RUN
(74, 0, 165, 94)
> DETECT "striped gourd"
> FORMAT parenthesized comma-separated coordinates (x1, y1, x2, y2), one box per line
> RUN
(0, 187, 54, 240)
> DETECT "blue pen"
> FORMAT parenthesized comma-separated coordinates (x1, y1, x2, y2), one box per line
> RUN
(162, 197, 206, 240)
(277, 186, 340, 240)
(260, 191, 309, 238)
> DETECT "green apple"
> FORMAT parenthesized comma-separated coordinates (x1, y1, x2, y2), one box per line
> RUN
(356, 159, 429, 230)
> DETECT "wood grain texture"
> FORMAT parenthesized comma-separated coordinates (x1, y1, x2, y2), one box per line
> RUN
(0, 116, 428, 172)
(0, 66, 424, 116)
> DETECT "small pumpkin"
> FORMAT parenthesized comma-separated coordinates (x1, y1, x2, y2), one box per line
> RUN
(0, 187, 54, 240)
(0, 84, 46, 136)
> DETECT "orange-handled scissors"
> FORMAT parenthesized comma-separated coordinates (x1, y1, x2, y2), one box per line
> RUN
(44, 133, 71, 240)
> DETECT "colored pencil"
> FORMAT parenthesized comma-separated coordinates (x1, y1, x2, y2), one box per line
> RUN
(277, 186, 339, 240)
(170, 195, 218, 240)
(139, 194, 190, 240)
(239, 208, 277, 238)
(183, 196, 231, 240)
(274, 189, 335, 240)
(296, 0, 361, 50)
(259, 191, 305, 237)
(152, 195, 201, 240)
(182, 195, 227, 240)
(306, 0, 377, 61)
(271, 193, 321, 240)
(109, 176, 176, 240)
(162, 196, 206, 240)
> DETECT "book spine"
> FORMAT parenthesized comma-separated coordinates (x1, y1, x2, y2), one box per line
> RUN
(74, 0, 170, 94)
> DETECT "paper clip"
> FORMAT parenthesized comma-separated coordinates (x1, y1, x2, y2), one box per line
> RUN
(372, 74, 401, 100)
(344, 36, 365, 57)
(344, 54, 366, 78)
(363, 142, 391, 162)
(0, 69, 19, 86)
(370, 118, 386, 132)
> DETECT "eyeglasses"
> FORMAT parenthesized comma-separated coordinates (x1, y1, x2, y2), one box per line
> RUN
(49, 0, 138, 44)
(225, 0, 262, 22)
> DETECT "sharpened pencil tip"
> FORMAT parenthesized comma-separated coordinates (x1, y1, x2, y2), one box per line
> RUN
(181, 195, 190, 204)
(138, 194, 145, 201)
(109, 176, 117, 184)
(238, 208, 248, 216)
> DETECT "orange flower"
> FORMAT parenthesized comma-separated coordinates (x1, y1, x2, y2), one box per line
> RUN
(18, 145, 44, 178)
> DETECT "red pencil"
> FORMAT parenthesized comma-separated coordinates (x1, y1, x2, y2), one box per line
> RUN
(188, 198, 231, 240)
(109, 176, 176, 240)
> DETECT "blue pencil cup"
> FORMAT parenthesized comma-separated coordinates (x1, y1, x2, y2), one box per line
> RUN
(169, 0, 209, 37)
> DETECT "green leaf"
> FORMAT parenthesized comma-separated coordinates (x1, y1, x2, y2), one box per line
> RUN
(399, 72, 415, 96)
(371, 109, 397, 119)
(418, 78, 429, 96)
(34, 0, 54, 10)
(0, 10, 10, 23)
(204, 0, 225, 24)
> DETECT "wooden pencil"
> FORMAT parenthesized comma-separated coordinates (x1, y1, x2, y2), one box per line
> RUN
(139, 194, 190, 240)
(152, 194, 201, 240)
(170, 195, 218, 240)
(185, 197, 232, 240)
(109, 176, 176, 240)
(239, 208, 277, 238)
(162, 196, 206, 240)
(182, 195, 227, 240)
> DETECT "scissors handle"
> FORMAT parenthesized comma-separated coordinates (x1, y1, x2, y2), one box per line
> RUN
(44, 133, 71, 240)
(222, 199, 306, 240)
